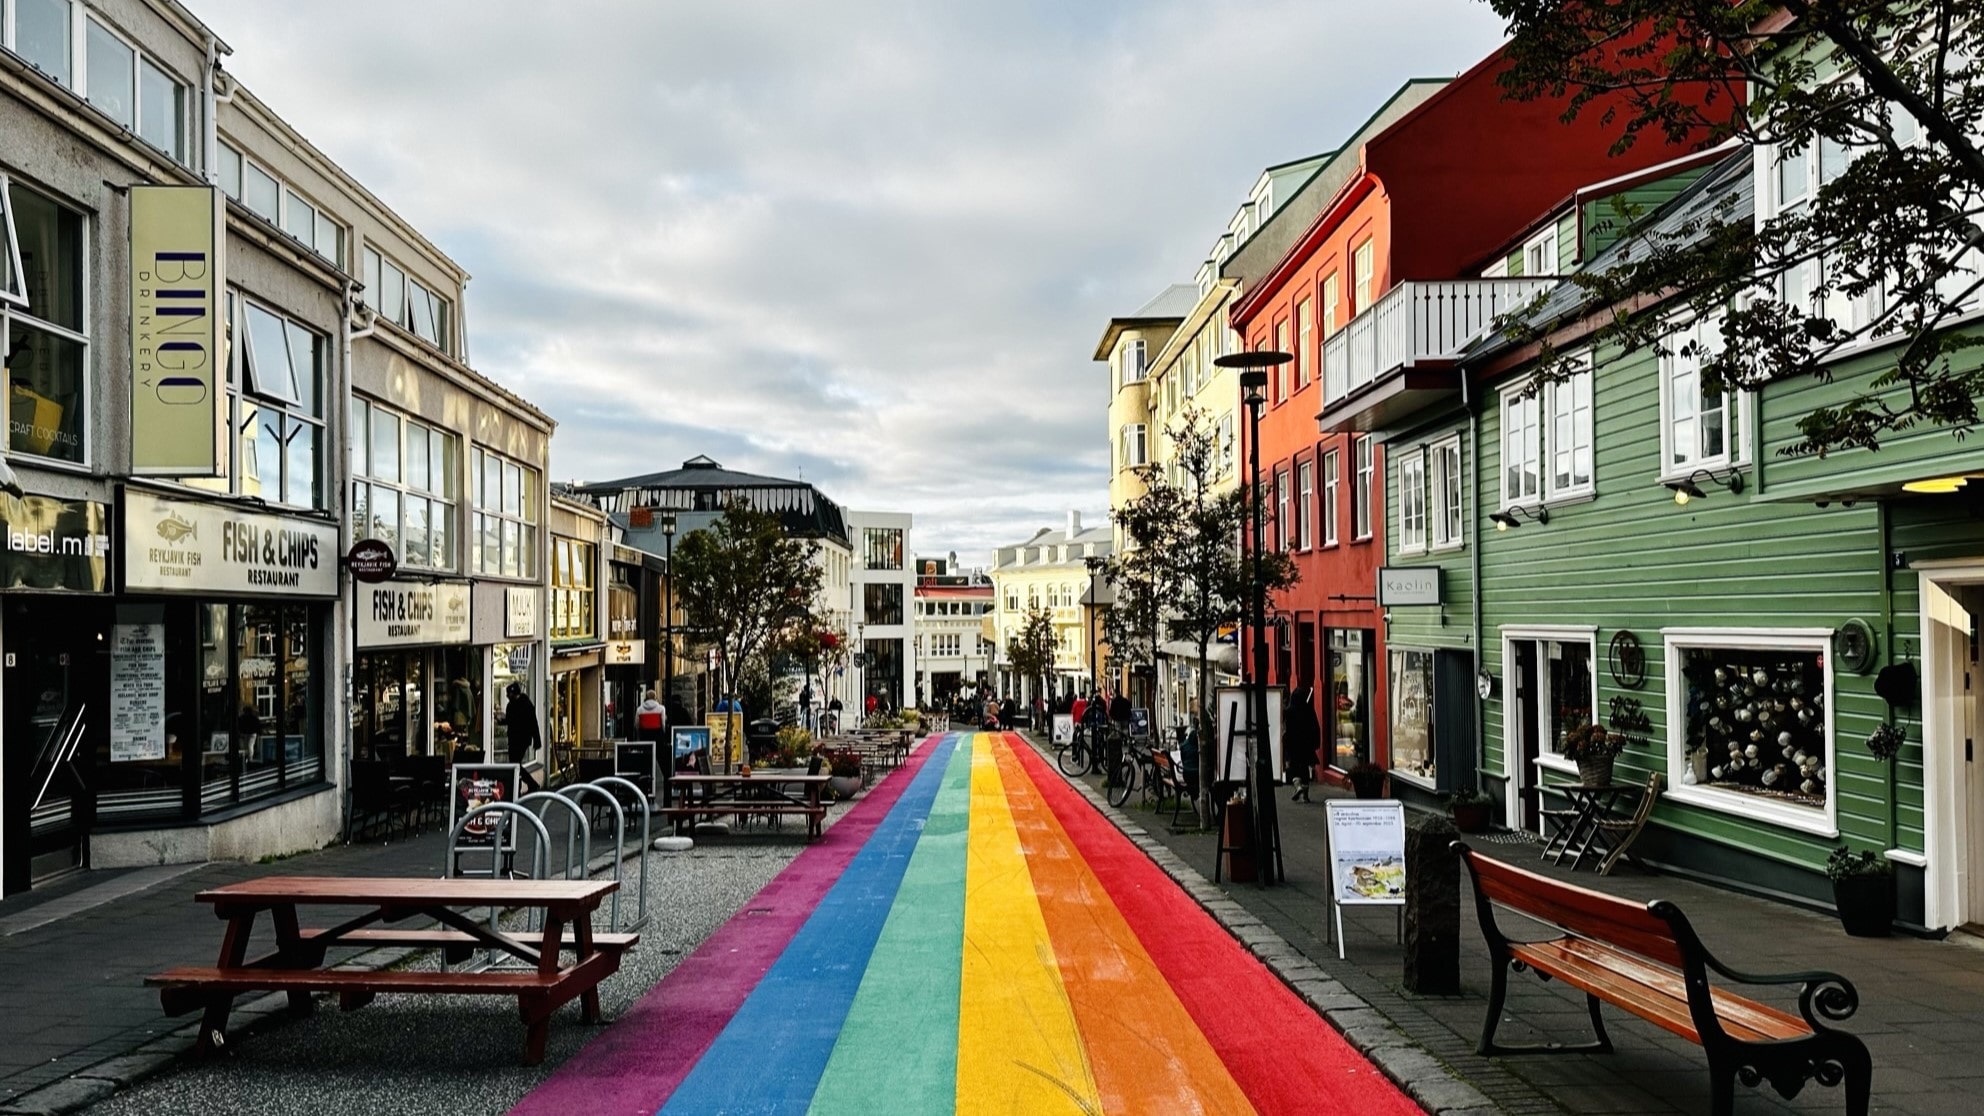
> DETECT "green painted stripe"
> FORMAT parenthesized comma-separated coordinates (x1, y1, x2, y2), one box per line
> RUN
(807, 733, 975, 1115)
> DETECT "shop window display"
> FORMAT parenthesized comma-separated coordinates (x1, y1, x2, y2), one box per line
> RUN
(1327, 628, 1372, 769)
(1390, 648, 1436, 781)
(1680, 646, 1828, 809)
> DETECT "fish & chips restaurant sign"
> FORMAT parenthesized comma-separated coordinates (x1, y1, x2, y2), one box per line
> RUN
(123, 491, 339, 597)
(358, 580, 472, 648)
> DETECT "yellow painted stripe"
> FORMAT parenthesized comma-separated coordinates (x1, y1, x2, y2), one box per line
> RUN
(957, 734, 1102, 1115)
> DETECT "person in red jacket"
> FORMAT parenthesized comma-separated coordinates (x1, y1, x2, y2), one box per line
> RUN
(1071, 694, 1088, 724)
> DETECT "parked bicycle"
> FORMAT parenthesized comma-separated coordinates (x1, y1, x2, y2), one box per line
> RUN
(1057, 722, 1097, 777)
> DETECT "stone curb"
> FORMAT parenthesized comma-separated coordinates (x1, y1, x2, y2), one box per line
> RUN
(1019, 733, 1503, 1116)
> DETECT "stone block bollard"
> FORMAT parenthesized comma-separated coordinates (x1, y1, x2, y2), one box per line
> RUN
(1403, 813, 1460, 995)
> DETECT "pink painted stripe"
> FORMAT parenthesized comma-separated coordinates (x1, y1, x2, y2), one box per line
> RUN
(510, 738, 946, 1116)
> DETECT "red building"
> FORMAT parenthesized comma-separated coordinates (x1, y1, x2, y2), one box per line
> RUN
(1230, 45, 1731, 795)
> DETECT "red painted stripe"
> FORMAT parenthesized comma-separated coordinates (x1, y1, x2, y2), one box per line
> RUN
(1005, 736, 1420, 1116)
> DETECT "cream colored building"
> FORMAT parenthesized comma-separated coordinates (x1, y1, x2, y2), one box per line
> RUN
(989, 512, 1113, 700)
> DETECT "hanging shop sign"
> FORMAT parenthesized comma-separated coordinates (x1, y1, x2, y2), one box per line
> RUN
(130, 186, 224, 476)
(108, 622, 167, 762)
(605, 639, 646, 665)
(505, 586, 539, 638)
(123, 492, 338, 598)
(0, 495, 110, 593)
(346, 539, 397, 583)
(357, 580, 471, 648)
(1377, 566, 1441, 607)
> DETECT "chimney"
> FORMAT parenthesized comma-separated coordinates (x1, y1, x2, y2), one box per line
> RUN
(1067, 510, 1082, 538)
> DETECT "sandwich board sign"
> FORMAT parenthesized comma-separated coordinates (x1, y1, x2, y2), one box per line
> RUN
(1322, 798, 1407, 959)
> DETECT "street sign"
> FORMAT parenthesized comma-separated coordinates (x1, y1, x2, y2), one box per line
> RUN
(347, 538, 397, 583)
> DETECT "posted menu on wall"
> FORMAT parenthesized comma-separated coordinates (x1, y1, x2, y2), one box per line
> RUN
(109, 622, 167, 762)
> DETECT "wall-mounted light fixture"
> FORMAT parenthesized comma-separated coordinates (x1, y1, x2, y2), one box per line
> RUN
(1489, 505, 1549, 531)
(1901, 474, 1973, 495)
(1665, 467, 1744, 505)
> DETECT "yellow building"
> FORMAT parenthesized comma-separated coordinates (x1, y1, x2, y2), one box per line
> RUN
(988, 512, 1113, 700)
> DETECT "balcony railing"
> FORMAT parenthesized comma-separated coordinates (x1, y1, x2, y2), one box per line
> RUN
(1322, 279, 1555, 406)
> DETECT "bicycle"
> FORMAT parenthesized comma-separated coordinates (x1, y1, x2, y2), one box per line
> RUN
(1057, 722, 1097, 777)
(1107, 731, 1150, 808)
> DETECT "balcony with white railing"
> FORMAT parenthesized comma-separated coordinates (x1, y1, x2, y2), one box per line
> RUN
(1321, 278, 1555, 411)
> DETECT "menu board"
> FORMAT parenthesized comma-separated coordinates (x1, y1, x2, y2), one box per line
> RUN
(1051, 714, 1074, 745)
(109, 622, 167, 762)
(1325, 799, 1407, 906)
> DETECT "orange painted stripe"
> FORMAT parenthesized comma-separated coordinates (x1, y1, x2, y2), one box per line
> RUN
(992, 736, 1257, 1116)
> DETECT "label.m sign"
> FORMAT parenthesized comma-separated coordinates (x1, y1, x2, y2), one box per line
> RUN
(130, 186, 223, 476)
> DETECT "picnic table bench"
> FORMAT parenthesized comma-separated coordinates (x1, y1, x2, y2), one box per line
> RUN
(147, 876, 632, 1065)
(1457, 845, 1870, 1116)
(658, 772, 829, 839)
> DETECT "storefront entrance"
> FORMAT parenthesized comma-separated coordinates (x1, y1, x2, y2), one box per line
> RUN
(1920, 563, 1984, 931)
(2, 598, 111, 892)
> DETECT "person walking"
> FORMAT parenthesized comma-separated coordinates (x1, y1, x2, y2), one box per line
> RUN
(1284, 685, 1322, 802)
(636, 688, 666, 743)
(503, 683, 544, 794)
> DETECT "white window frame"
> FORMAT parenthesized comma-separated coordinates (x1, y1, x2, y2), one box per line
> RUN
(9, 0, 74, 88)
(1546, 358, 1595, 499)
(1523, 226, 1559, 277)
(227, 293, 327, 510)
(1499, 383, 1542, 507)
(1352, 239, 1374, 315)
(1297, 458, 1314, 550)
(1277, 468, 1293, 551)
(220, 140, 345, 265)
(0, 174, 93, 467)
(1498, 625, 1600, 792)
(1396, 448, 1427, 554)
(1120, 423, 1147, 469)
(1482, 255, 1510, 279)
(1657, 314, 1747, 479)
(1321, 449, 1340, 546)
(1431, 436, 1463, 550)
(1352, 435, 1374, 541)
(1661, 627, 1840, 838)
(471, 445, 541, 581)
(1119, 338, 1147, 385)
(360, 242, 453, 353)
(350, 396, 461, 572)
(1296, 298, 1313, 388)
(1322, 272, 1340, 335)
(74, 13, 189, 165)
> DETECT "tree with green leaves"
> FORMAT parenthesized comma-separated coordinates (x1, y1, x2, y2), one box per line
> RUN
(1486, 0, 1984, 454)
(1004, 604, 1057, 709)
(670, 498, 825, 718)
(1114, 405, 1297, 824)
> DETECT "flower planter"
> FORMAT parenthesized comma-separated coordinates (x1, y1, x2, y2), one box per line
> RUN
(828, 774, 862, 798)
(1450, 802, 1492, 834)
(1832, 874, 1895, 938)
(1576, 755, 1616, 787)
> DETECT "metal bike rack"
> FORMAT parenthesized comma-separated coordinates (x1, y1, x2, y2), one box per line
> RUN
(446, 803, 553, 963)
(558, 782, 625, 932)
(584, 775, 652, 932)
(517, 791, 591, 883)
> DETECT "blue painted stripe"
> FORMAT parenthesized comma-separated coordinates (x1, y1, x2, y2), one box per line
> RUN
(657, 732, 959, 1116)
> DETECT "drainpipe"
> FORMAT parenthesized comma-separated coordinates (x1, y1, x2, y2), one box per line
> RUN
(1878, 498, 1900, 855)
(1464, 373, 1486, 798)
(201, 37, 217, 181)
(338, 281, 377, 839)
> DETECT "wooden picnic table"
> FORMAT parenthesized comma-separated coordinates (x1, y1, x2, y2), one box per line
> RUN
(147, 876, 633, 1064)
(660, 772, 830, 839)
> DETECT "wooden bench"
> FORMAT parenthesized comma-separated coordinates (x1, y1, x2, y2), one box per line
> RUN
(1456, 845, 1871, 1116)
(147, 876, 630, 1064)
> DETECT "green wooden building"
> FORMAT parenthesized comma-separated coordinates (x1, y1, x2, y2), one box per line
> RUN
(1329, 145, 1984, 933)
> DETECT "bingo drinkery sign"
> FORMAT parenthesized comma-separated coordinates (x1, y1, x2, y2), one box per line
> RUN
(130, 186, 223, 475)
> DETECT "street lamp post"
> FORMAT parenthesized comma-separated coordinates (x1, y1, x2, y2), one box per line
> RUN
(1083, 555, 1105, 701)
(1216, 349, 1290, 886)
(660, 511, 677, 807)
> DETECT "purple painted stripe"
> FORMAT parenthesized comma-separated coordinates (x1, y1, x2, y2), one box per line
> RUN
(510, 737, 948, 1116)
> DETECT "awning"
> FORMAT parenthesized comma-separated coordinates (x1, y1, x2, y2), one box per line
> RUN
(1159, 640, 1239, 670)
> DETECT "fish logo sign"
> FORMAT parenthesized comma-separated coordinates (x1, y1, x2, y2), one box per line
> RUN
(155, 513, 197, 543)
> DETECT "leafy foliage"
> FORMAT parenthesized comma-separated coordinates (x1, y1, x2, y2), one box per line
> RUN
(670, 498, 825, 703)
(1488, 0, 1984, 454)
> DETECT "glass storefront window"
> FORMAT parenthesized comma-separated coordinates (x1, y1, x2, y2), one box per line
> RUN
(550, 537, 597, 641)
(1328, 628, 1372, 769)
(1542, 641, 1595, 758)
(863, 583, 903, 626)
(195, 601, 323, 811)
(863, 527, 903, 570)
(1389, 648, 1436, 781)
(3, 181, 88, 464)
(490, 642, 534, 760)
(1678, 643, 1829, 811)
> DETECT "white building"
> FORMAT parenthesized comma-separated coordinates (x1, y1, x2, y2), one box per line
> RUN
(990, 511, 1113, 700)
(912, 554, 994, 708)
(847, 510, 915, 715)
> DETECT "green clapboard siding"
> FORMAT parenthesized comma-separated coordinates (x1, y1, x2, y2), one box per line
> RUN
(1384, 424, 1476, 656)
(1580, 168, 1708, 261)
(1761, 337, 1984, 499)
(1476, 337, 1912, 871)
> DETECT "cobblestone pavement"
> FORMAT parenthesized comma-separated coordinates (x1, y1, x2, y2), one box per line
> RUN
(1034, 731, 1984, 1116)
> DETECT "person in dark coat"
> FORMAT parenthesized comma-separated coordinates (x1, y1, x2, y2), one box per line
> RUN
(504, 683, 543, 794)
(1284, 685, 1322, 801)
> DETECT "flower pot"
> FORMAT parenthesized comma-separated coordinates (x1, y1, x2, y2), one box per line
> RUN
(828, 774, 862, 798)
(1347, 769, 1388, 799)
(1832, 873, 1895, 938)
(1575, 755, 1616, 787)
(1450, 802, 1491, 834)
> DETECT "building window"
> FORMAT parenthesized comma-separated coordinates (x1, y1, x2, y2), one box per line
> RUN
(1297, 459, 1314, 550)
(1295, 300, 1313, 389)
(1501, 387, 1542, 506)
(1217, 413, 1236, 477)
(1277, 469, 1294, 550)
(84, 18, 133, 127)
(1120, 423, 1147, 468)
(1275, 319, 1291, 401)
(218, 142, 343, 264)
(1322, 450, 1340, 545)
(1548, 361, 1594, 496)
(1, 179, 88, 464)
(1523, 226, 1559, 277)
(221, 294, 325, 509)
(1351, 436, 1373, 540)
(471, 447, 540, 579)
(1661, 316, 1739, 474)
(1327, 628, 1373, 769)
(1352, 239, 1374, 315)
(1432, 437, 1463, 549)
(1322, 272, 1340, 335)
(1396, 449, 1427, 554)
(72, 15, 189, 163)
(1665, 630, 1835, 836)
(349, 398, 459, 570)
(1503, 361, 1593, 507)
(362, 245, 454, 353)
(550, 537, 597, 642)
(865, 583, 904, 626)
(1119, 338, 1146, 385)
(15, 0, 71, 87)
(1518, 636, 1594, 762)
(864, 527, 903, 570)
(1390, 648, 1435, 782)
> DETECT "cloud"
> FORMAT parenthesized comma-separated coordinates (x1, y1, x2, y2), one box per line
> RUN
(194, 0, 1505, 563)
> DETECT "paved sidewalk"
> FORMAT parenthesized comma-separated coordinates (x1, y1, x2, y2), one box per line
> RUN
(1034, 732, 1984, 1116)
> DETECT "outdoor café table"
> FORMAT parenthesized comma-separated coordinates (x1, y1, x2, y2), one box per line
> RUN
(1538, 781, 1653, 873)
(147, 876, 629, 1064)
(663, 772, 830, 839)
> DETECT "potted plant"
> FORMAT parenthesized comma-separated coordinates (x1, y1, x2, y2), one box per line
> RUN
(1825, 846, 1894, 938)
(1561, 721, 1627, 787)
(1446, 788, 1494, 834)
(1346, 761, 1388, 799)
(827, 751, 863, 798)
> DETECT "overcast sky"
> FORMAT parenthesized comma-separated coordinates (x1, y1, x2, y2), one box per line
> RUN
(195, 0, 1506, 565)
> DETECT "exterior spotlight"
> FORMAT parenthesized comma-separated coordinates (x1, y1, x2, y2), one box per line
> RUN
(1489, 505, 1548, 530)
(1665, 467, 1743, 505)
